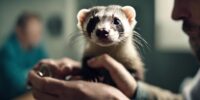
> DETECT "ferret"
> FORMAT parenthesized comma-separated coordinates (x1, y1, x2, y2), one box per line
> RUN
(77, 5, 144, 85)
(74, 5, 183, 99)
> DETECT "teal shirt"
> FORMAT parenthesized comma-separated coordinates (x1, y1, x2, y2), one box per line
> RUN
(0, 33, 47, 99)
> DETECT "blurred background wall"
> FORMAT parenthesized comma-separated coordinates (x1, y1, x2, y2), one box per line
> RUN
(0, 0, 199, 93)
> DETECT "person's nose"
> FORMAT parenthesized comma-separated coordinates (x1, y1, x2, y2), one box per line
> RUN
(171, 1, 190, 21)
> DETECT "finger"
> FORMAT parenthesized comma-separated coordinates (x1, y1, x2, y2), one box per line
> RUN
(32, 89, 58, 100)
(33, 59, 47, 70)
(67, 75, 83, 80)
(29, 71, 64, 95)
(34, 60, 63, 78)
(87, 56, 104, 68)
(28, 70, 45, 89)
(58, 58, 81, 76)
(34, 59, 57, 71)
(87, 54, 121, 69)
(59, 58, 80, 67)
(42, 77, 64, 95)
(39, 59, 56, 64)
(60, 64, 73, 75)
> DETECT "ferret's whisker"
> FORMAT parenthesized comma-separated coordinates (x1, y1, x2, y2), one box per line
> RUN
(133, 31, 148, 44)
(70, 37, 85, 49)
(117, 32, 144, 49)
(64, 30, 85, 48)
(133, 39, 142, 51)
(64, 30, 79, 41)
(133, 38, 144, 47)
(133, 35, 144, 47)
(133, 31, 151, 51)
(118, 30, 151, 52)
(133, 36, 148, 52)
(133, 38, 145, 51)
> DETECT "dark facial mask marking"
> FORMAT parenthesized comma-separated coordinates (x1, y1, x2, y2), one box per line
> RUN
(113, 17, 124, 34)
(87, 16, 100, 37)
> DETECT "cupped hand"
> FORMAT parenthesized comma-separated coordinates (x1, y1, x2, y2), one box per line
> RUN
(28, 70, 129, 100)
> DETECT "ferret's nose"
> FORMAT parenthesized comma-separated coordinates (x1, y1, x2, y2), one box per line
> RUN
(96, 29, 109, 39)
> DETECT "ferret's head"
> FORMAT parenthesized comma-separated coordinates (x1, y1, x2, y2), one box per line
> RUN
(77, 5, 137, 47)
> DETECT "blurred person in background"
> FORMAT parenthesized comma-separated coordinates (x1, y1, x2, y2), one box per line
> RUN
(0, 12, 47, 99)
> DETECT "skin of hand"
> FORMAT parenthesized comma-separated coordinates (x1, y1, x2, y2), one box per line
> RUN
(28, 70, 129, 100)
(32, 58, 81, 79)
(87, 54, 138, 98)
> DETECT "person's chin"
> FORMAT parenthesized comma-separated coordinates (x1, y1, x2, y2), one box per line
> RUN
(184, 29, 198, 37)
(189, 41, 200, 61)
(183, 20, 200, 33)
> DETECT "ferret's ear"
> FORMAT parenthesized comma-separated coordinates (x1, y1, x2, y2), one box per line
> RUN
(122, 6, 136, 24)
(77, 9, 90, 29)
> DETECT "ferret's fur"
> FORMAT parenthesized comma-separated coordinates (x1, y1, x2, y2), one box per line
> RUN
(77, 5, 144, 81)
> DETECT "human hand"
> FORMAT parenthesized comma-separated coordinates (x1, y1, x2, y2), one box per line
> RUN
(28, 70, 129, 100)
(87, 54, 137, 98)
(32, 58, 81, 79)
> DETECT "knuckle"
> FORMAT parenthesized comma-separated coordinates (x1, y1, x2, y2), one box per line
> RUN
(41, 59, 54, 64)
(62, 58, 70, 62)
(63, 65, 72, 71)
(49, 59, 56, 64)
(63, 63, 72, 67)
(40, 59, 49, 63)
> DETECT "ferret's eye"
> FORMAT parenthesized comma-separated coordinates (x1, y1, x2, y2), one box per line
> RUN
(113, 17, 121, 25)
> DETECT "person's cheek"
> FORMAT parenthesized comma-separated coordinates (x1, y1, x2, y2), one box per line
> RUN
(31, 33, 41, 46)
(189, 2, 199, 20)
(34, 34, 41, 44)
(36, 27, 42, 43)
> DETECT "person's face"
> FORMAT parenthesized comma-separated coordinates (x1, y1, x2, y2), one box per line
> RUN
(172, 0, 200, 60)
(20, 18, 43, 48)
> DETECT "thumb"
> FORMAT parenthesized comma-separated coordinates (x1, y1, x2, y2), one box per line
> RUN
(87, 54, 119, 69)
(87, 57, 104, 68)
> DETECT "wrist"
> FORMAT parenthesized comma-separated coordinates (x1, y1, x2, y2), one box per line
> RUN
(105, 85, 129, 100)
